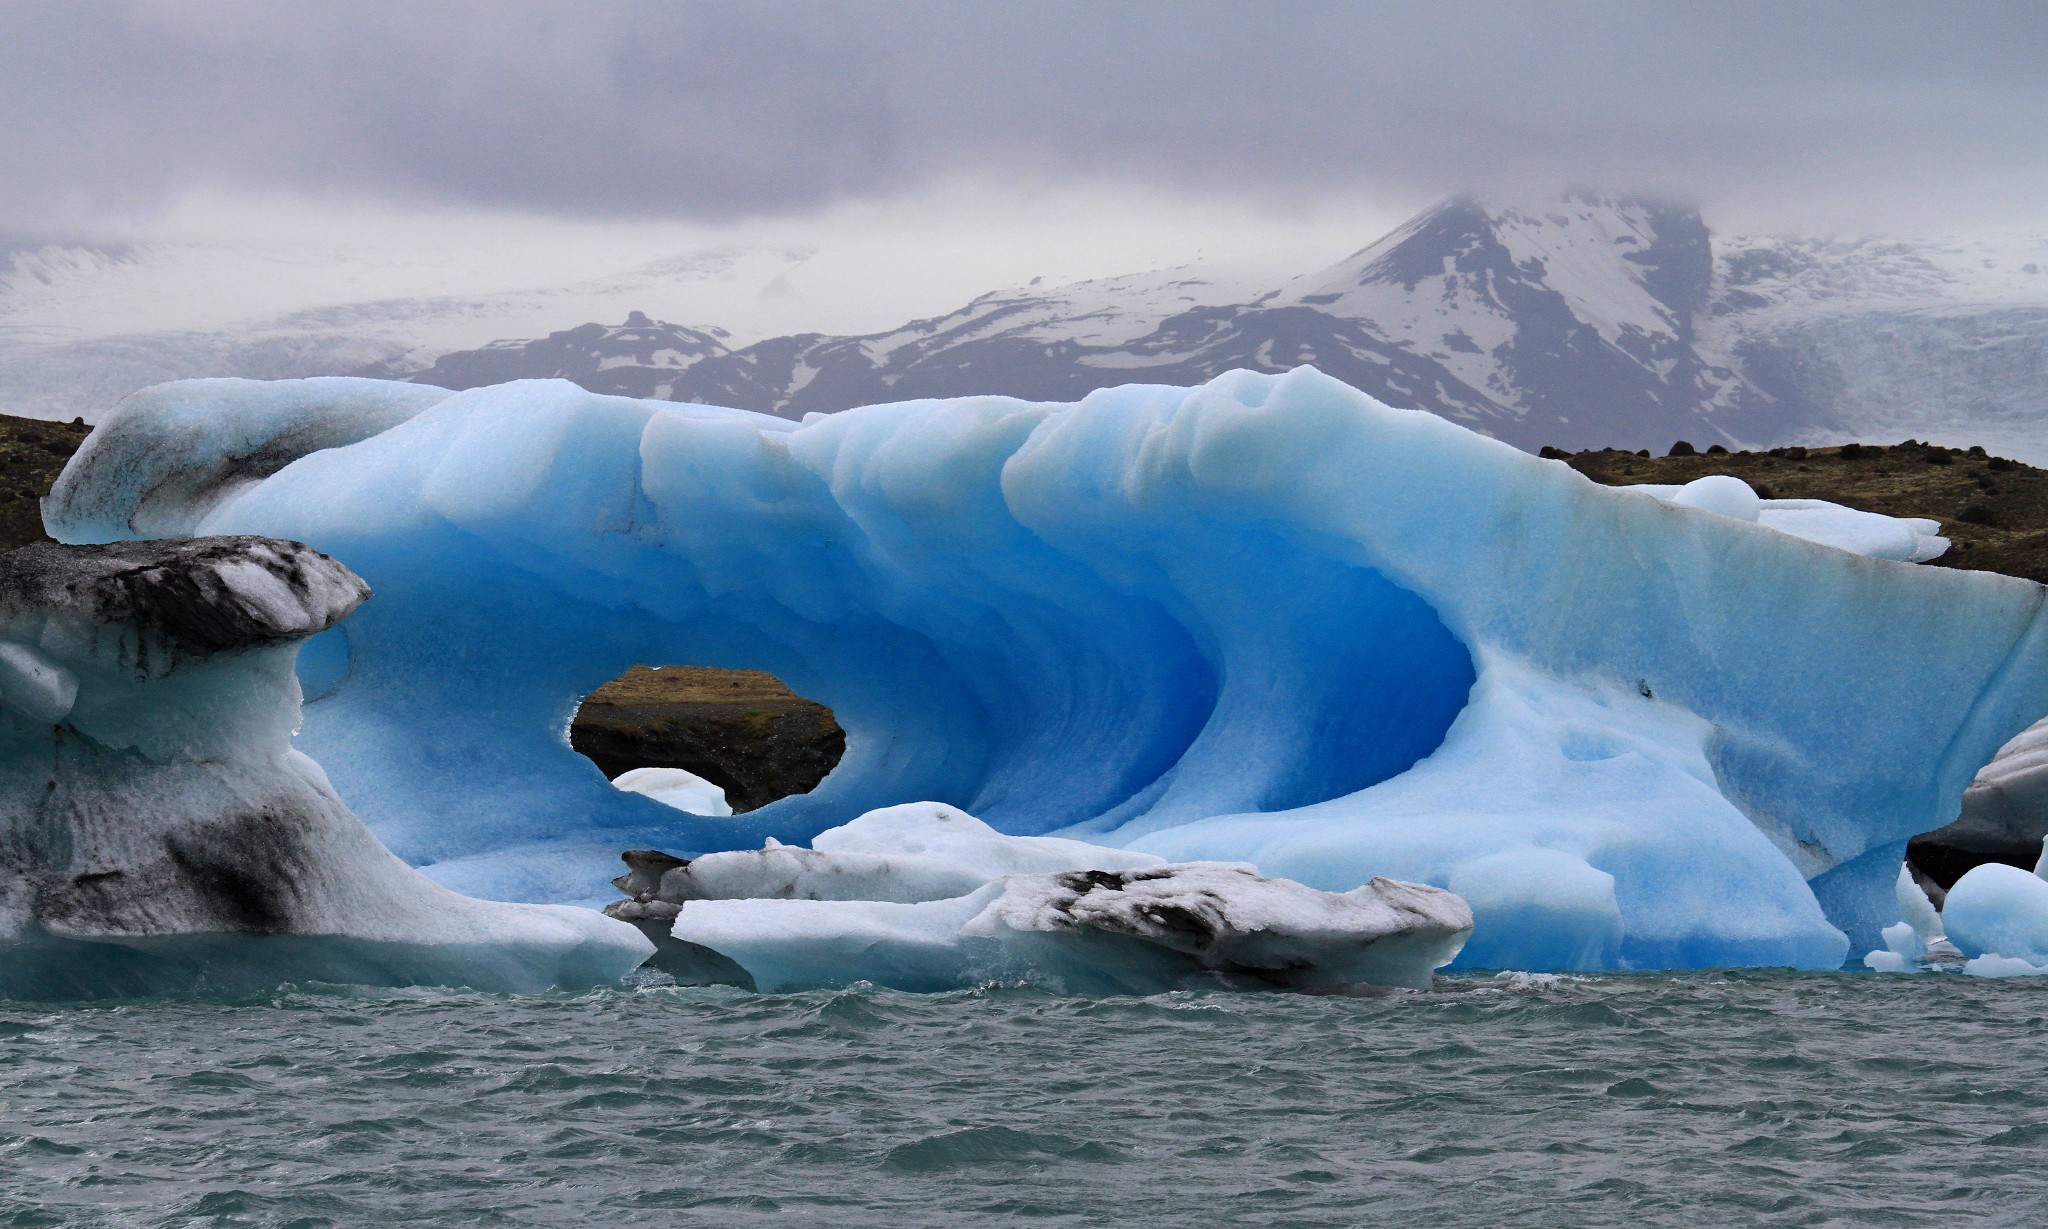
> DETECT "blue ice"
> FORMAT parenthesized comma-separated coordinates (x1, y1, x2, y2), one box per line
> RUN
(45, 367, 2048, 971)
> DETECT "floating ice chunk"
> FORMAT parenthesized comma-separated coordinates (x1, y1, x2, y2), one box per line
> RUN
(1965, 953, 2048, 978)
(1896, 862, 1950, 945)
(0, 537, 651, 999)
(670, 865, 1471, 994)
(613, 803, 1464, 992)
(1940, 858, 2048, 970)
(612, 767, 734, 817)
(42, 368, 2048, 971)
(1861, 864, 1965, 972)
(1626, 477, 1948, 561)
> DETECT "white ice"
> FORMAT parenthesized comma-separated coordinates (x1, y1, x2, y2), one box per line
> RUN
(43, 367, 2048, 972)
(612, 767, 733, 817)
(1625, 475, 1950, 563)
(653, 804, 1165, 905)
(649, 805, 1470, 993)
(1861, 864, 1963, 972)
(1940, 842, 2048, 976)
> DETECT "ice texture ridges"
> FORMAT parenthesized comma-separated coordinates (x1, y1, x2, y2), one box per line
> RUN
(43, 366, 2048, 972)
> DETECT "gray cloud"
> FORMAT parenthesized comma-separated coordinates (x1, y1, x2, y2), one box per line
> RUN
(5, 0, 2046, 230)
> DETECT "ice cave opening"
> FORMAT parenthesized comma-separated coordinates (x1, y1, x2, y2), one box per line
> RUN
(569, 664, 845, 815)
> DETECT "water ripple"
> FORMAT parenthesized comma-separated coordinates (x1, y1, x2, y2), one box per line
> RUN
(1, 972, 2046, 1225)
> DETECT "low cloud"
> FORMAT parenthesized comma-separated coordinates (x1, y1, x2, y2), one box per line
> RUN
(6, 0, 2046, 232)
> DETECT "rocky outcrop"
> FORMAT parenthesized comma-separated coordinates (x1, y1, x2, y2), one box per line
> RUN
(571, 665, 843, 812)
(0, 414, 92, 555)
(0, 536, 650, 998)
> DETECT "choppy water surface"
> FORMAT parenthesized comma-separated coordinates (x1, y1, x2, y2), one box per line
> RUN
(3, 972, 2046, 1227)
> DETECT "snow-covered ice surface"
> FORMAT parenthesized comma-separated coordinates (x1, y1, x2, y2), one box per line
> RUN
(0, 536, 651, 998)
(44, 377, 453, 541)
(44, 367, 2048, 971)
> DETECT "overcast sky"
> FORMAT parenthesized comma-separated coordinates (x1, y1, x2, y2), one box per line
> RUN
(6, 1, 2046, 334)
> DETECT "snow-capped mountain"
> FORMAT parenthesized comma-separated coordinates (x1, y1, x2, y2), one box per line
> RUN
(1262, 195, 1763, 447)
(0, 239, 818, 422)
(396, 194, 1764, 451)
(395, 313, 732, 400)
(8, 193, 2046, 459)
(408, 191, 2048, 455)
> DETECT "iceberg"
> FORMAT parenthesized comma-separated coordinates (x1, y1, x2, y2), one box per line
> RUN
(607, 803, 1472, 993)
(0, 535, 651, 998)
(44, 367, 2048, 972)
(1939, 842, 2048, 975)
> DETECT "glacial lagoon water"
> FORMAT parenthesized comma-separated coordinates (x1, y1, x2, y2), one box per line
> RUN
(4, 972, 2047, 1228)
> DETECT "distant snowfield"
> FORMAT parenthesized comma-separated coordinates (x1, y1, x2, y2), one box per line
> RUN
(0, 237, 817, 420)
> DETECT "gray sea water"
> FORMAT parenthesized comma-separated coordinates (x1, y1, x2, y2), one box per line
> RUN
(3, 971, 2045, 1228)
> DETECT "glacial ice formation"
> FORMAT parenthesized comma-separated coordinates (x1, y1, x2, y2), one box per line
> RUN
(0, 536, 651, 998)
(44, 367, 2048, 971)
(608, 803, 1472, 993)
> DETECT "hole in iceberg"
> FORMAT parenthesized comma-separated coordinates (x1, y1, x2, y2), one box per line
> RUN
(569, 665, 844, 815)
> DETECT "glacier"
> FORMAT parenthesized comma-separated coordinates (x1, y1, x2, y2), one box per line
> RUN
(0, 535, 651, 998)
(41, 366, 2048, 972)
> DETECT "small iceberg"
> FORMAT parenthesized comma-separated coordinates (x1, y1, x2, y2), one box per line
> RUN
(1943, 844, 2048, 977)
(607, 803, 1472, 993)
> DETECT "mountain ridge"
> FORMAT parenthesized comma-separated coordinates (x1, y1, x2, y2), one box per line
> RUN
(6, 193, 2045, 458)
(395, 192, 2048, 455)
